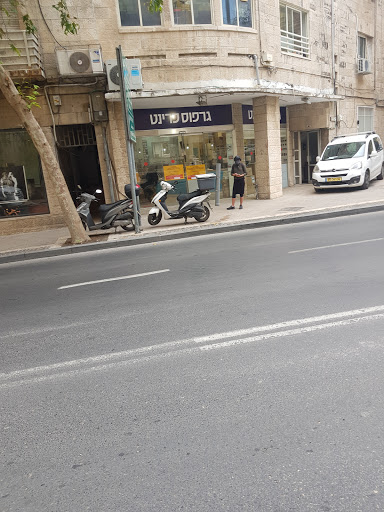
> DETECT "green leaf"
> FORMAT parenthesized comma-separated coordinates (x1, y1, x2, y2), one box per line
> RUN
(10, 44, 21, 56)
(22, 14, 37, 35)
(148, 0, 163, 12)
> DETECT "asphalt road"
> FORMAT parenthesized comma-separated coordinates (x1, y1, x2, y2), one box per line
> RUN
(1, 212, 384, 511)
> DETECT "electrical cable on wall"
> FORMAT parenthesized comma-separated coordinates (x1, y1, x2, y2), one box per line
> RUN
(37, 0, 66, 49)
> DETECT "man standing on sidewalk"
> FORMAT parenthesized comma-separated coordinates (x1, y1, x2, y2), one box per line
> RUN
(227, 156, 247, 210)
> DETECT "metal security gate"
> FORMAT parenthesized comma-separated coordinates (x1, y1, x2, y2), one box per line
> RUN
(56, 124, 97, 148)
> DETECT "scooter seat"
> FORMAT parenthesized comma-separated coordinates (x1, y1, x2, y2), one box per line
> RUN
(177, 190, 202, 203)
(99, 200, 126, 213)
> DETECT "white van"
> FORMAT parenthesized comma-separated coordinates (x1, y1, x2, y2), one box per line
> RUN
(312, 131, 384, 192)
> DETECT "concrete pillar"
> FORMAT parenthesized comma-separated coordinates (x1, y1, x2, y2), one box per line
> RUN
(253, 96, 282, 199)
(231, 103, 245, 162)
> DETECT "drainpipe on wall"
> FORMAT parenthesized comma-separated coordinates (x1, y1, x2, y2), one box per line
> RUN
(251, 55, 261, 85)
(331, 0, 338, 135)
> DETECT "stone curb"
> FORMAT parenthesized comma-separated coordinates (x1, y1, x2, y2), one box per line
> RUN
(1, 202, 384, 264)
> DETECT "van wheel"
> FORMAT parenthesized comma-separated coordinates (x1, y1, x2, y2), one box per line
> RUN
(361, 170, 370, 189)
(377, 165, 384, 180)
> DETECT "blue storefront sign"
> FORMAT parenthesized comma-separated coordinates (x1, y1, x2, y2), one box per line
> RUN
(242, 105, 287, 125)
(134, 105, 233, 131)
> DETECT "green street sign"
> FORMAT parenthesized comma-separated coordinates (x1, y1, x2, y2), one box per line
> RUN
(122, 58, 136, 143)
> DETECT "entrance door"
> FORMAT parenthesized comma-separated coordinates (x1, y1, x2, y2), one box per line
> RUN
(298, 130, 319, 184)
(56, 124, 103, 204)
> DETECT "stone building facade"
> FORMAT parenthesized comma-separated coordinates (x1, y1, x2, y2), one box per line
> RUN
(1, 0, 383, 233)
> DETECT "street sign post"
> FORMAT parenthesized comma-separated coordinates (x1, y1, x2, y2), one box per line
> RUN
(116, 45, 140, 232)
(122, 56, 136, 143)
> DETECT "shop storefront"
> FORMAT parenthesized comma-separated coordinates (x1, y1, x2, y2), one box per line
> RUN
(133, 105, 234, 205)
(0, 130, 49, 219)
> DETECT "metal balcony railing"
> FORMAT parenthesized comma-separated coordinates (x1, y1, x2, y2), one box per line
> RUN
(0, 30, 45, 78)
(280, 29, 309, 58)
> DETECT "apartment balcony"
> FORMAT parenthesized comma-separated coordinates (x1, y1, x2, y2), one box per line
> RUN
(0, 30, 45, 79)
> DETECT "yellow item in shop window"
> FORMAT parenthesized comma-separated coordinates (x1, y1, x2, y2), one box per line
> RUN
(186, 164, 206, 180)
(163, 164, 185, 181)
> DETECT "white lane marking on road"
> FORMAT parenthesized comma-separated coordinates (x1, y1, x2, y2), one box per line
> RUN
(289, 237, 384, 254)
(58, 269, 170, 289)
(3, 304, 384, 343)
(3, 304, 384, 380)
(199, 314, 384, 351)
(192, 304, 384, 343)
(1, 308, 384, 389)
(1, 313, 384, 390)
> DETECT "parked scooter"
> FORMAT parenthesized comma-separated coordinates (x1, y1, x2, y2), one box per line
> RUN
(76, 184, 140, 232)
(147, 174, 214, 226)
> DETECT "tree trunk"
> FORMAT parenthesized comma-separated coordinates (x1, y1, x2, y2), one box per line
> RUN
(0, 63, 90, 244)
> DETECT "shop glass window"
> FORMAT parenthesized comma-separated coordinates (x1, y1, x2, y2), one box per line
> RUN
(173, 0, 212, 25)
(118, 0, 161, 26)
(134, 132, 233, 205)
(222, 0, 252, 28)
(280, 3, 309, 57)
(357, 106, 374, 132)
(0, 130, 49, 218)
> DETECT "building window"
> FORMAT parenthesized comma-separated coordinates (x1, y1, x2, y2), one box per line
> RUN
(357, 106, 374, 132)
(222, 0, 252, 28)
(173, 0, 212, 24)
(0, 130, 49, 219)
(118, 0, 161, 26)
(358, 35, 367, 59)
(357, 34, 372, 73)
(280, 3, 309, 57)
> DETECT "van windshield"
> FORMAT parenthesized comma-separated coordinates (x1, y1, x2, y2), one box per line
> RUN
(321, 141, 365, 161)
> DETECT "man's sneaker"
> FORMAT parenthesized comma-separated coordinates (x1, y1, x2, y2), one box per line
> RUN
(227, 206, 235, 210)
(239, 205, 243, 209)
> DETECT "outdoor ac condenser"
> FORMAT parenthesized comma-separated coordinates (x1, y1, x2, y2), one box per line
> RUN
(56, 48, 104, 76)
(106, 59, 143, 91)
(357, 58, 372, 75)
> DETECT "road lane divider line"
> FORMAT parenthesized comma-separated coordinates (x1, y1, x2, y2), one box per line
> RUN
(192, 304, 384, 343)
(3, 304, 384, 343)
(3, 304, 384, 381)
(1, 311, 384, 390)
(58, 269, 170, 289)
(289, 237, 384, 254)
(199, 314, 384, 351)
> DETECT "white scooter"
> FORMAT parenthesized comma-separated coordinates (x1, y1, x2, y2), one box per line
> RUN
(147, 174, 214, 226)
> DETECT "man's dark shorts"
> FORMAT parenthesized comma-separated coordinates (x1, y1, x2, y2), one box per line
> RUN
(232, 178, 245, 198)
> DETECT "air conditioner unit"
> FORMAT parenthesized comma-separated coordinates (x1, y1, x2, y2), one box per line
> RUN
(56, 48, 104, 76)
(106, 59, 143, 91)
(357, 58, 372, 75)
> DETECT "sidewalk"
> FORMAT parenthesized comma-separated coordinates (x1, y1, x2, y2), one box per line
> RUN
(1, 182, 384, 263)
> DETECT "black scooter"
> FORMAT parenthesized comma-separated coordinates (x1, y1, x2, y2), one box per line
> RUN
(76, 184, 140, 232)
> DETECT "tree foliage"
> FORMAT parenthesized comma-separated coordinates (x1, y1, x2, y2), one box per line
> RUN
(0, 0, 79, 39)
(148, 0, 164, 13)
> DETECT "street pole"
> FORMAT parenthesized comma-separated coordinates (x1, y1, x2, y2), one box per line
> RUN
(215, 162, 221, 206)
(116, 46, 141, 233)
